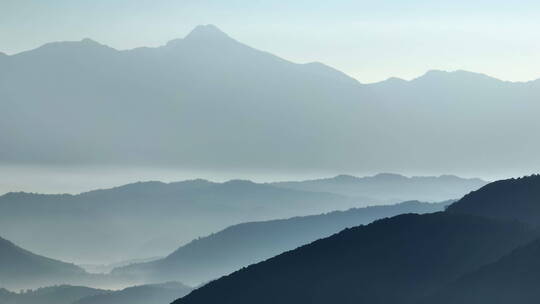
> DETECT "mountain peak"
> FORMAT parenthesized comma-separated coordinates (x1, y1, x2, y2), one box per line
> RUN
(185, 24, 230, 41)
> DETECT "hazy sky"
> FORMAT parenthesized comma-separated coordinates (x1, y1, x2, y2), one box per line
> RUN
(2, 0, 539, 83)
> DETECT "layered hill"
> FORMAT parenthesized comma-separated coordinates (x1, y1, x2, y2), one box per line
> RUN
(173, 175, 540, 304)
(0, 174, 478, 264)
(174, 212, 535, 304)
(113, 200, 446, 285)
(0, 179, 353, 263)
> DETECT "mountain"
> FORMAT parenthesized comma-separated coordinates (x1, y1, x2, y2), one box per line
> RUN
(0, 24, 367, 172)
(447, 174, 540, 225)
(273, 173, 487, 203)
(0, 285, 107, 304)
(73, 282, 191, 304)
(1, 25, 540, 174)
(112, 200, 446, 285)
(0, 179, 354, 263)
(0, 236, 87, 290)
(173, 212, 535, 304)
(422, 238, 540, 304)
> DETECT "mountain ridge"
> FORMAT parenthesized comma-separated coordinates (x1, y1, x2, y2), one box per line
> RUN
(272, 173, 487, 203)
(2, 25, 539, 174)
(0, 178, 356, 263)
(3, 32, 538, 85)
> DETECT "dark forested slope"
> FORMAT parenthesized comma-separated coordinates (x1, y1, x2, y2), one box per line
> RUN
(174, 212, 535, 304)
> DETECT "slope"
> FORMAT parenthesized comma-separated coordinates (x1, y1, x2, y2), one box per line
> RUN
(113, 200, 446, 285)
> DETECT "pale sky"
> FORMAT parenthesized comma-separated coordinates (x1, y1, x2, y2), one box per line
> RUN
(1, 0, 539, 83)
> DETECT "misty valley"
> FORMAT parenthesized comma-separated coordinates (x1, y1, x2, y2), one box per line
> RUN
(5, 173, 540, 303)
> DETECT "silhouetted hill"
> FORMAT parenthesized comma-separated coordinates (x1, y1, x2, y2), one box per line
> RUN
(112, 200, 446, 285)
(0, 285, 107, 304)
(73, 282, 191, 304)
(0, 236, 87, 290)
(1, 25, 540, 175)
(421, 238, 540, 304)
(173, 212, 535, 304)
(0, 179, 353, 263)
(447, 175, 540, 225)
(273, 173, 486, 203)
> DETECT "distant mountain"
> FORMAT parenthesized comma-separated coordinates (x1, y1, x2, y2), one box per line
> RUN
(1, 25, 540, 174)
(422, 239, 540, 304)
(0, 24, 366, 172)
(0, 236, 87, 290)
(273, 173, 486, 203)
(0, 179, 354, 263)
(174, 212, 535, 304)
(0, 285, 106, 304)
(73, 282, 191, 304)
(112, 200, 446, 285)
(447, 174, 540, 225)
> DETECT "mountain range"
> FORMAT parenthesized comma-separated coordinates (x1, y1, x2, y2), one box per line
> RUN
(0, 179, 351, 263)
(3, 174, 540, 302)
(273, 173, 486, 203)
(0, 174, 480, 264)
(1, 25, 539, 175)
(174, 175, 540, 304)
